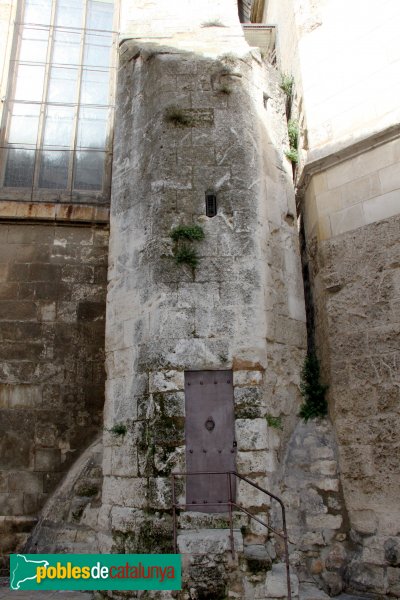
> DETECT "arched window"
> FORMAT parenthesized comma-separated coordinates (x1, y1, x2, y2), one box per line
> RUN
(0, 0, 117, 201)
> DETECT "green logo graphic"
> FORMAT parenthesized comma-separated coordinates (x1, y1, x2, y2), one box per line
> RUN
(11, 555, 50, 590)
(10, 554, 181, 591)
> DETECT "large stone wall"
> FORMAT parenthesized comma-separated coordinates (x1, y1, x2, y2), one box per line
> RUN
(0, 222, 108, 569)
(265, 0, 400, 152)
(303, 213, 400, 596)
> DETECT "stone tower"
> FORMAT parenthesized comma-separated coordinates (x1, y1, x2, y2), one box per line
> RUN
(100, 0, 306, 596)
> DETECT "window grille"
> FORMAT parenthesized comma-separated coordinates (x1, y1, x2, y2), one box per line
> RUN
(205, 191, 217, 218)
(0, 0, 117, 203)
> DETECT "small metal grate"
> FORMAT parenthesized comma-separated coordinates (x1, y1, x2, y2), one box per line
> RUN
(205, 191, 217, 217)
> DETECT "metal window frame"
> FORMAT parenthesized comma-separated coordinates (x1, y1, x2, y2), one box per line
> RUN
(0, 0, 118, 204)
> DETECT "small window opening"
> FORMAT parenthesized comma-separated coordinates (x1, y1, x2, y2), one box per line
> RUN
(205, 191, 217, 217)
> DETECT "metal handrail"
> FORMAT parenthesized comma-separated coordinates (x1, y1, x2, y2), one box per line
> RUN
(171, 471, 292, 600)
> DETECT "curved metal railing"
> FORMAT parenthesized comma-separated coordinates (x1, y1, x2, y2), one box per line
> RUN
(171, 470, 292, 600)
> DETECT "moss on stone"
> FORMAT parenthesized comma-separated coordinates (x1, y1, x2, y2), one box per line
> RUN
(112, 530, 127, 553)
(265, 414, 283, 430)
(109, 423, 127, 436)
(151, 408, 185, 448)
(187, 565, 227, 600)
(153, 446, 175, 476)
(235, 405, 261, 419)
(76, 484, 99, 497)
(125, 518, 173, 554)
(234, 387, 263, 420)
(246, 557, 272, 574)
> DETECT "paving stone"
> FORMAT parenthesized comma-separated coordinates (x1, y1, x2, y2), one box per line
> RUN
(299, 583, 330, 600)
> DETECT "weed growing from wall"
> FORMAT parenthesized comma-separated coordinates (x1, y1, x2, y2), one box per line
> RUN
(170, 225, 205, 242)
(279, 73, 294, 98)
(280, 73, 299, 166)
(280, 72, 294, 120)
(299, 352, 328, 421)
(287, 119, 299, 149)
(110, 423, 127, 436)
(165, 106, 193, 127)
(285, 147, 299, 164)
(201, 19, 225, 27)
(218, 84, 232, 95)
(285, 117, 299, 164)
(169, 224, 205, 270)
(266, 414, 283, 430)
(174, 245, 199, 268)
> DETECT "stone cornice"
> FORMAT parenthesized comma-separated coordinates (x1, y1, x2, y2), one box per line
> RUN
(296, 121, 400, 208)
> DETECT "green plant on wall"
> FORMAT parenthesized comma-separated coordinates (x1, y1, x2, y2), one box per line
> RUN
(287, 119, 299, 149)
(169, 225, 205, 242)
(280, 73, 299, 164)
(285, 118, 299, 165)
(201, 19, 225, 27)
(266, 414, 283, 430)
(169, 224, 205, 269)
(299, 352, 328, 421)
(164, 106, 193, 127)
(285, 147, 299, 164)
(109, 423, 127, 436)
(218, 84, 232, 95)
(280, 72, 294, 120)
(174, 244, 199, 268)
(279, 72, 294, 99)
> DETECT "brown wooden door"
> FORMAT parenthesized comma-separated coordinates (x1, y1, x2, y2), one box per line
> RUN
(185, 370, 236, 512)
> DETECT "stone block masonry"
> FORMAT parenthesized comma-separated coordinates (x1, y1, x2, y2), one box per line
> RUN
(305, 213, 400, 596)
(304, 138, 400, 242)
(102, 2, 306, 594)
(0, 222, 108, 569)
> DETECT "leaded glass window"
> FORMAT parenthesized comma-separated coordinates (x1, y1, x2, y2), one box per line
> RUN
(0, 0, 117, 201)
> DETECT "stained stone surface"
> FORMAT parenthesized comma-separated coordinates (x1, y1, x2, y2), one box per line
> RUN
(305, 214, 400, 596)
(274, 419, 349, 597)
(25, 437, 103, 555)
(0, 223, 108, 569)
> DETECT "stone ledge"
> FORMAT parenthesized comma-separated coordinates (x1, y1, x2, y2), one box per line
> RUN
(0, 201, 110, 224)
